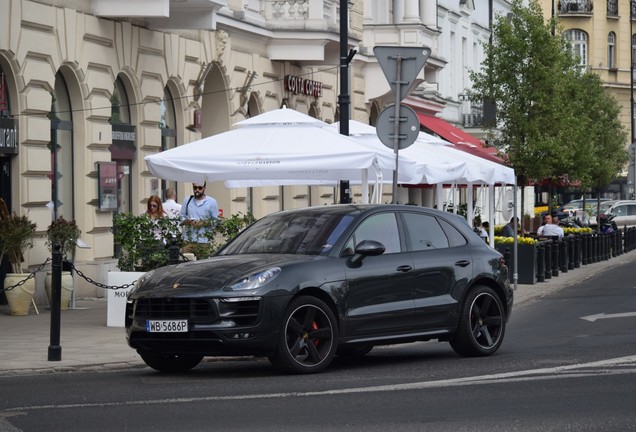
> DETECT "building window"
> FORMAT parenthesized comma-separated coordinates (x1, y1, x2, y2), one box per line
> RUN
(161, 87, 177, 196)
(607, 0, 618, 17)
(564, 29, 588, 67)
(608, 32, 616, 69)
(50, 72, 74, 221)
(110, 76, 135, 214)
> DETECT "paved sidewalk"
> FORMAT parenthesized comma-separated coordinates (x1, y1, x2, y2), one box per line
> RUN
(0, 252, 632, 376)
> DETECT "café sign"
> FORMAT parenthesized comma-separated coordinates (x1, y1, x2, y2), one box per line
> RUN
(0, 118, 18, 155)
(284, 75, 323, 97)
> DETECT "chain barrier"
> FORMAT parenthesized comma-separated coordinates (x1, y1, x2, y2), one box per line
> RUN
(0, 258, 51, 294)
(1, 252, 194, 294)
(65, 261, 138, 291)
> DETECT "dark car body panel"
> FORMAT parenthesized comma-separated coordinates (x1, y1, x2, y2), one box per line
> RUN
(125, 204, 512, 361)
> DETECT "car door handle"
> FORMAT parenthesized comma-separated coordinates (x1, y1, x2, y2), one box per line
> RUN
(396, 265, 412, 272)
(455, 260, 470, 267)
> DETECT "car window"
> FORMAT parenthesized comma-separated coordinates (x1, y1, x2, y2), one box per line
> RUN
(219, 213, 355, 256)
(344, 212, 401, 254)
(401, 212, 451, 251)
(612, 205, 627, 217)
(628, 205, 636, 216)
(438, 218, 468, 247)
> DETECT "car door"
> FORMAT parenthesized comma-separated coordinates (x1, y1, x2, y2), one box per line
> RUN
(401, 212, 472, 329)
(341, 212, 416, 338)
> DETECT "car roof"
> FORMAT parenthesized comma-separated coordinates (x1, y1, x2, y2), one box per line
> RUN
(607, 200, 636, 207)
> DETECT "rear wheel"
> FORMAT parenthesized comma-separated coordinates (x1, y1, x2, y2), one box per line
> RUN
(268, 296, 338, 374)
(450, 285, 505, 357)
(139, 352, 203, 373)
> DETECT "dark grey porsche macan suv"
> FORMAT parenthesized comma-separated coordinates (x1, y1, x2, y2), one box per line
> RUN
(125, 204, 513, 374)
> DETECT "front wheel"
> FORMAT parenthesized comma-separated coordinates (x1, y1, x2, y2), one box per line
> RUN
(268, 296, 338, 374)
(139, 352, 203, 373)
(450, 286, 506, 357)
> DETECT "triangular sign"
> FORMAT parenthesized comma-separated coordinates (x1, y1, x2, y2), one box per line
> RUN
(373, 46, 431, 101)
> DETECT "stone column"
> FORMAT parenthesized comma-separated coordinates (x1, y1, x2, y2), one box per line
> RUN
(403, 0, 421, 23)
(421, 0, 437, 27)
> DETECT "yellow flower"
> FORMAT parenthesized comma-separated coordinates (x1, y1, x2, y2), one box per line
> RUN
(494, 236, 537, 245)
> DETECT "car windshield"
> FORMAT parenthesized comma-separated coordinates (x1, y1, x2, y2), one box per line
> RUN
(218, 212, 356, 256)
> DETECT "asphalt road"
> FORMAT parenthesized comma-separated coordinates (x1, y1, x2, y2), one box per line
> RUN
(1, 260, 635, 432)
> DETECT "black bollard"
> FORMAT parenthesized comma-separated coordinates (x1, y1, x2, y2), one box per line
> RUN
(582, 234, 588, 265)
(559, 239, 568, 273)
(574, 235, 581, 268)
(537, 243, 545, 283)
(552, 239, 559, 277)
(544, 242, 552, 280)
(48, 241, 62, 361)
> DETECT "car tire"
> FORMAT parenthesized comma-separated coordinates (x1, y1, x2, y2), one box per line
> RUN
(450, 285, 506, 357)
(139, 352, 203, 373)
(268, 296, 338, 374)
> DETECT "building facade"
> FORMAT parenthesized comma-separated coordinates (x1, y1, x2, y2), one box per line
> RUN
(1, 0, 512, 302)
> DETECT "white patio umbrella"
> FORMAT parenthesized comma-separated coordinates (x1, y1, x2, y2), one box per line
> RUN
(144, 109, 396, 203)
(331, 120, 466, 185)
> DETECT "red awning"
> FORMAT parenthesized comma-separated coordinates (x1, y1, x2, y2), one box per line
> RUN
(416, 113, 504, 164)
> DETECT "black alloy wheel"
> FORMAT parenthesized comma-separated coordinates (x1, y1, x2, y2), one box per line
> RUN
(269, 296, 338, 374)
(139, 352, 204, 373)
(450, 285, 505, 357)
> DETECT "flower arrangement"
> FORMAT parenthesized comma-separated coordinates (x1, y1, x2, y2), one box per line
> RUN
(494, 236, 537, 245)
(0, 204, 37, 273)
(46, 217, 82, 260)
(562, 227, 593, 235)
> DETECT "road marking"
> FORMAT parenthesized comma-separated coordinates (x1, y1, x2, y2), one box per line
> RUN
(3, 355, 636, 413)
(580, 311, 636, 322)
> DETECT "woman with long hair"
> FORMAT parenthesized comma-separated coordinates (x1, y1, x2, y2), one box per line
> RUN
(145, 195, 166, 219)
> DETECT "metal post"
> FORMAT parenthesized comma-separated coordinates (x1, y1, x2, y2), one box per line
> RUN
(48, 241, 62, 361)
(391, 56, 403, 203)
(338, 0, 350, 203)
(169, 240, 180, 265)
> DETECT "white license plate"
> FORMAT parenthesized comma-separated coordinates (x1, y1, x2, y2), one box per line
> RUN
(146, 319, 188, 333)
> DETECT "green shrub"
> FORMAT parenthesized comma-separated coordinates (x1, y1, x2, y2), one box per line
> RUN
(113, 212, 255, 271)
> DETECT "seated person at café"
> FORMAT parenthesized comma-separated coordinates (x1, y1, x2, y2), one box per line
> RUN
(537, 214, 564, 239)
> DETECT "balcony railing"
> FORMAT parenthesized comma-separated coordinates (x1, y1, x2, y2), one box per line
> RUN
(558, 0, 593, 14)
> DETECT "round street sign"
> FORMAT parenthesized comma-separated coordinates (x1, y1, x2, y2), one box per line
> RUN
(376, 104, 420, 150)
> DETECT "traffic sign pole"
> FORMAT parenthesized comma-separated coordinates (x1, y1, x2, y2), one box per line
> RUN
(392, 56, 403, 202)
(373, 46, 431, 203)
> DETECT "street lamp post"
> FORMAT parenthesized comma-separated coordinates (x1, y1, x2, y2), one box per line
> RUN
(338, 0, 356, 203)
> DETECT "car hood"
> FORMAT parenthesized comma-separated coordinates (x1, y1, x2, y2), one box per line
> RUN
(132, 254, 320, 297)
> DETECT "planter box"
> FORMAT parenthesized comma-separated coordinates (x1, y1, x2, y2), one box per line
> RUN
(495, 243, 537, 285)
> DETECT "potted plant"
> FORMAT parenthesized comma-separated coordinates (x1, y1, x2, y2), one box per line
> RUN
(0, 200, 38, 315)
(44, 217, 81, 310)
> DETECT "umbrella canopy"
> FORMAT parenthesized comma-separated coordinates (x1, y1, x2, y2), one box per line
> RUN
(332, 121, 514, 185)
(332, 120, 467, 185)
(144, 109, 396, 190)
(233, 107, 324, 127)
(410, 135, 515, 185)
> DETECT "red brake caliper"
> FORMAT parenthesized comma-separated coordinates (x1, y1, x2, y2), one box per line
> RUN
(311, 321, 319, 347)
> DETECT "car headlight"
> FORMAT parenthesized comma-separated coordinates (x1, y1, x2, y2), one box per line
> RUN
(229, 267, 281, 290)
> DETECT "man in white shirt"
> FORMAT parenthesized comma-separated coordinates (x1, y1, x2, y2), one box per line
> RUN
(537, 214, 564, 239)
(162, 188, 182, 218)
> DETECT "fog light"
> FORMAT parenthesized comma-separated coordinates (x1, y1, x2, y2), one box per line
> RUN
(229, 332, 253, 339)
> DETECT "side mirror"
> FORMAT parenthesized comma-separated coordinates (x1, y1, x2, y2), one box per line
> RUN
(348, 240, 386, 266)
